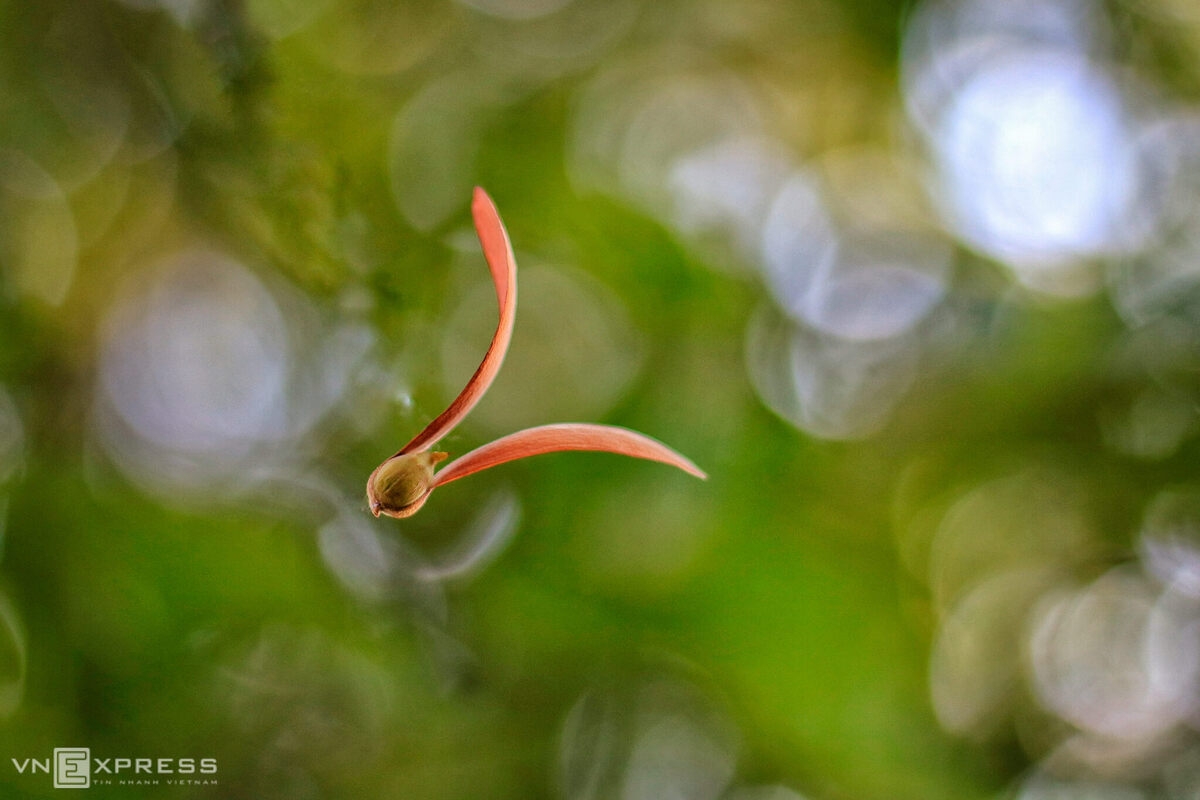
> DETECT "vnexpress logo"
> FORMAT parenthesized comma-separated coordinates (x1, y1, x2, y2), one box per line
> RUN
(12, 749, 217, 789)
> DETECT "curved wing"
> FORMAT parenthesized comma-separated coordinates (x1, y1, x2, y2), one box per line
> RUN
(432, 423, 707, 487)
(398, 187, 518, 455)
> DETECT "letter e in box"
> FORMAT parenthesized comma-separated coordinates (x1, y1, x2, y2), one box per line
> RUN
(54, 748, 90, 789)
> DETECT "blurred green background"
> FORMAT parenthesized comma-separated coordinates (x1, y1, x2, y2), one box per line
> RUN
(2, 0, 1200, 797)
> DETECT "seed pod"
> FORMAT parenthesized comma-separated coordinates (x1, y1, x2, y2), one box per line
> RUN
(367, 451, 448, 518)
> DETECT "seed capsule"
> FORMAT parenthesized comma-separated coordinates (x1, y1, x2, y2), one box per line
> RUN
(366, 450, 448, 518)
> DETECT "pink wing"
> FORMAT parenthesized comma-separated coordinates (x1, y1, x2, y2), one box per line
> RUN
(399, 187, 518, 455)
(432, 423, 708, 487)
